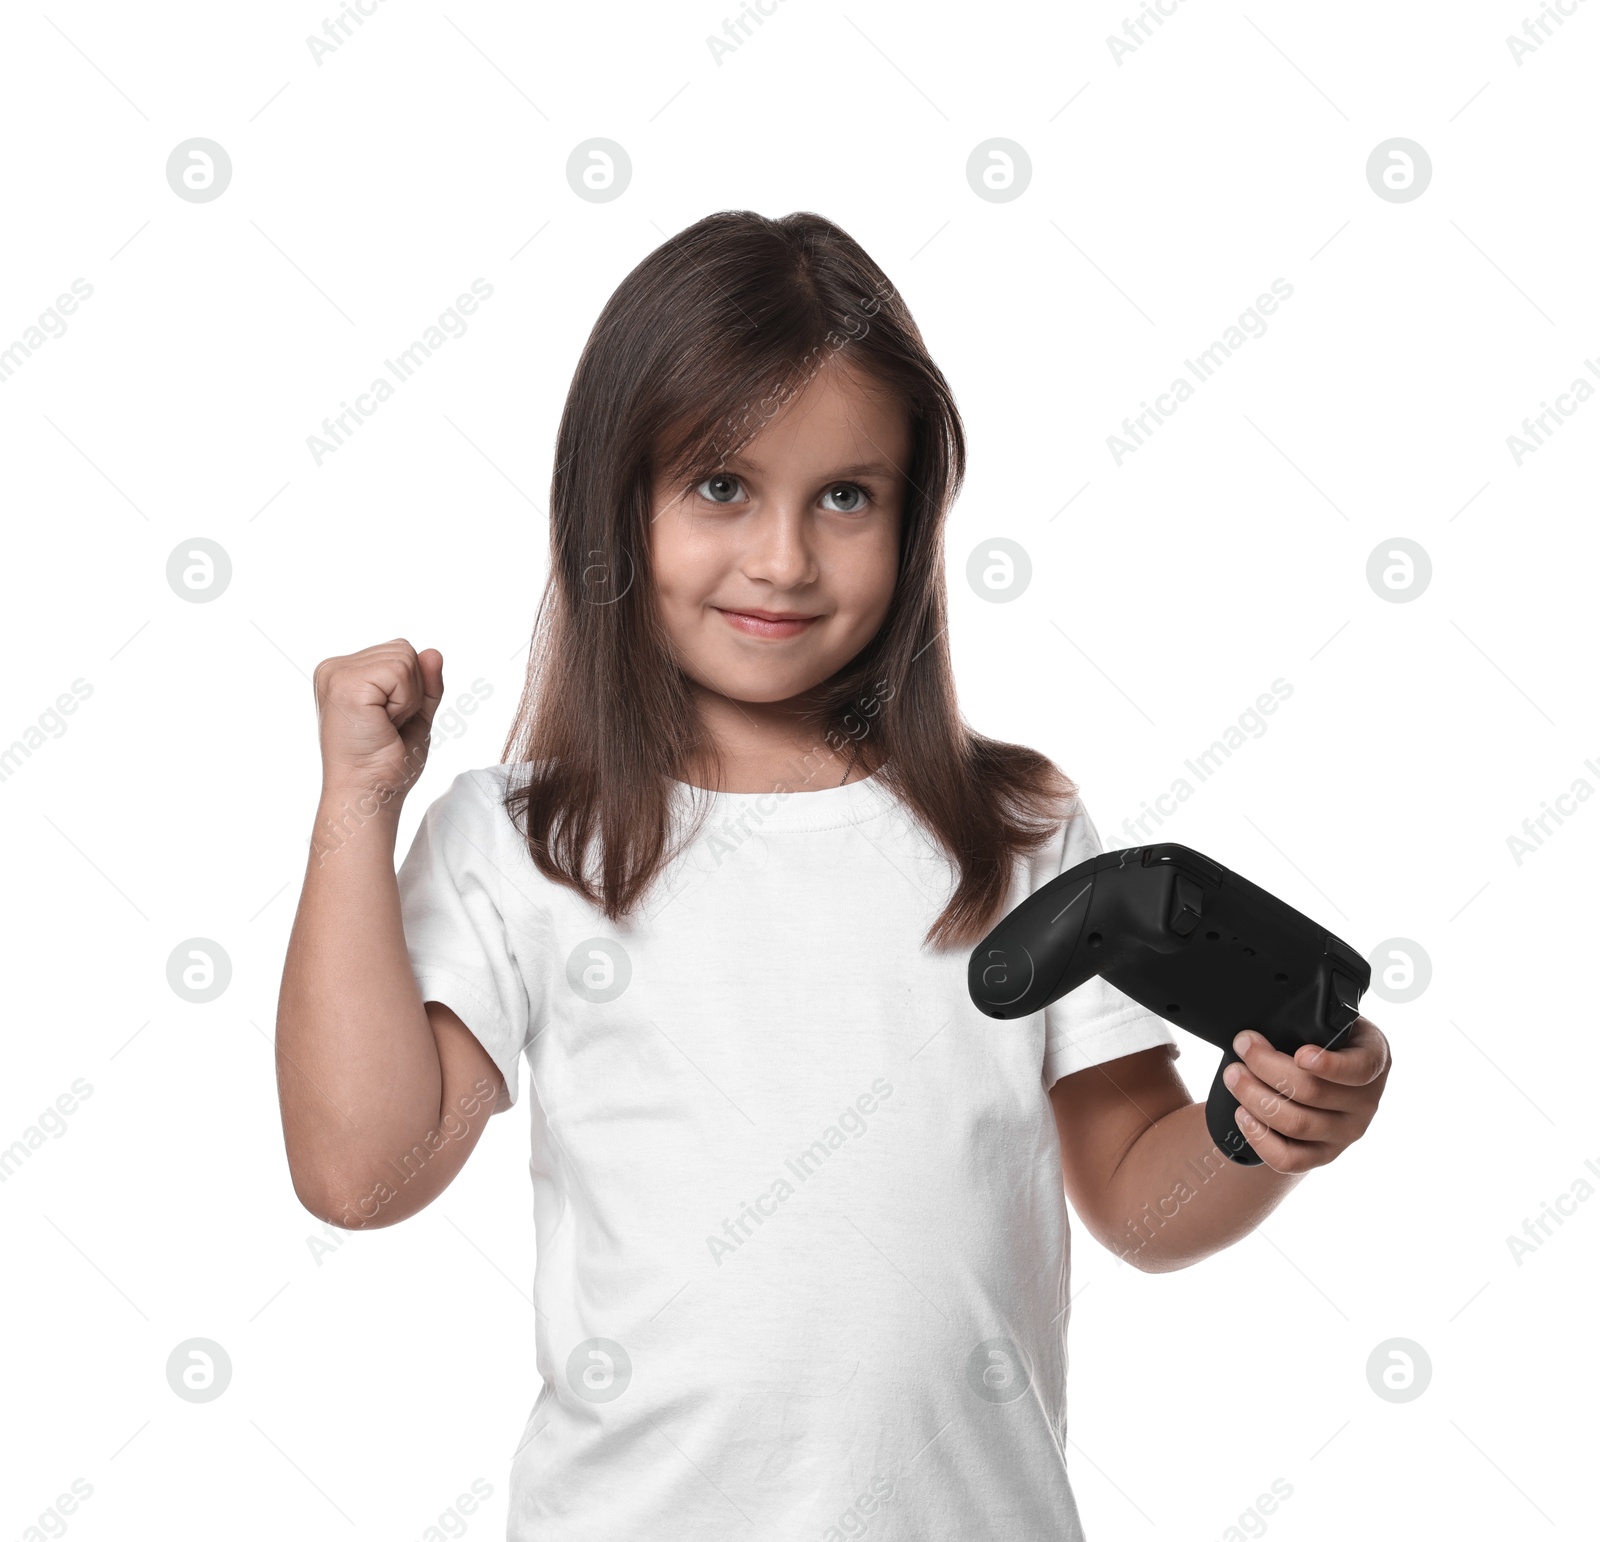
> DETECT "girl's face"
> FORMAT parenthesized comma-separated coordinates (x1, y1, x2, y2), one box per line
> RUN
(649, 357, 911, 714)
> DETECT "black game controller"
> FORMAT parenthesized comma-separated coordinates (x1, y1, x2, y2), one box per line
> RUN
(968, 843, 1370, 1165)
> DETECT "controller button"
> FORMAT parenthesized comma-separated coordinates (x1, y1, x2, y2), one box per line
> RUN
(1168, 875, 1204, 938)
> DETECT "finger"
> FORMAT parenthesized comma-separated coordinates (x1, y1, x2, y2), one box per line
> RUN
(1233, 1105, 1334, 1175)
(1223, 1061, 1354, 1141)
(1232, 1031, 1358, 1112)
(380, 643, 426, 726)
(1293, 1016, 1390, 1088)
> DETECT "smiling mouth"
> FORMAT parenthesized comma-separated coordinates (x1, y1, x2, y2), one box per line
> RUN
(716, 608, 820, 638)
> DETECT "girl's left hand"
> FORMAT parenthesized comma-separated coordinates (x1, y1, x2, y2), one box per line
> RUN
(1221, 1015, 1391, 1174)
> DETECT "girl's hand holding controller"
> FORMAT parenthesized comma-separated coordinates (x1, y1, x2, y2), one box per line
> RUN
(312, 637, 445, 805)
(1221, 1014, 1392, 1173)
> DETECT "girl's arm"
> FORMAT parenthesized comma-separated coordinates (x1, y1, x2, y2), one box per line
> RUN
(274, 640, 503, 1230)
(1051, 1018, 1391, 1272)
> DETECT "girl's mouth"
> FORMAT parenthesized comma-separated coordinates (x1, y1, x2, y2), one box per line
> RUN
(716, 608, 819, 639)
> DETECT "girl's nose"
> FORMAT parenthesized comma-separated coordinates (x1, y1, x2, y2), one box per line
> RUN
(740, 503, 820, 588)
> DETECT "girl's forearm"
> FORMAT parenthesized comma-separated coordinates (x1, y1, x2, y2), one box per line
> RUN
(1102, 1100, 1305, 1272)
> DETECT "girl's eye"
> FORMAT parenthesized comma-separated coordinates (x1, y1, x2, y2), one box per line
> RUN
(694, 473, 745, 504)
(690, 474, 873, 512)
(823, 482, 871, 514)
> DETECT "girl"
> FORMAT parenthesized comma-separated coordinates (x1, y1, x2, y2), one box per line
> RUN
(275, 210, 1391, 1540)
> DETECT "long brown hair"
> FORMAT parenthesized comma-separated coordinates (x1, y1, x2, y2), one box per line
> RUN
(499, 209, 1076, 949)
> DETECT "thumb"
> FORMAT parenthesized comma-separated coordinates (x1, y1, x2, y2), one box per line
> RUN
(398, 648, 445, 766)
(416, 648, 445, 720)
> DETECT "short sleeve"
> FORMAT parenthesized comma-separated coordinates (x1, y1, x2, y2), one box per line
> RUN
(1040, 795, 1179, 1091)
(396, 767, 540, 1115)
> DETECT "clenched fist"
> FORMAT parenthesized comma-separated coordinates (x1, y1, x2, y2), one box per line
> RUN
(312, 638, 444, 804)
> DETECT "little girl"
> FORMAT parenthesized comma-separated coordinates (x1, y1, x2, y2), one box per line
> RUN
(276, 209, 1390, 1540)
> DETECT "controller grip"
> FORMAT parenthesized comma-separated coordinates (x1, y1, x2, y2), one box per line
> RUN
(1205, 1017, 1359, 1166)
(1205, 1048, 1258, 1165)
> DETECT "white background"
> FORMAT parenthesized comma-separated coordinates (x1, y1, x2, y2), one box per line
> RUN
(2, 1, 1594, 1537)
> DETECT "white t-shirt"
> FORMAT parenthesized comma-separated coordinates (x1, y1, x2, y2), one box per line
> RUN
(396, 762, 1178, 1540)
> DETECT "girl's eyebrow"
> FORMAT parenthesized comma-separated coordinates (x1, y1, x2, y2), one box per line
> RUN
(720, 454, 901, 479)
(827, 460, 902, 479)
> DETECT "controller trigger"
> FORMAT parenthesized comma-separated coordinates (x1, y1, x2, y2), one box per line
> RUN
(1326, 970, 1361, 1036)
(1167, 875, 1204, 938)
